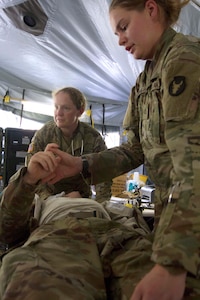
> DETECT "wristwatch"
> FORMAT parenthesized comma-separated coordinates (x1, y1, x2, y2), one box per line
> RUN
(81, 157, 90, 178)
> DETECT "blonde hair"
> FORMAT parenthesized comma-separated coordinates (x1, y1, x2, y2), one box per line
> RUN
(52, 87, 86, 111)
(109, 0, 190, 26)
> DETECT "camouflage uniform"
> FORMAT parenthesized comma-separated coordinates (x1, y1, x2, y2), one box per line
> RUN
(82, 28, 200, 296)
(0, 167, 153, 300)
(25, 120, 112, 202)
(0, 173, 199, 299)
(0, 28, 200, 300)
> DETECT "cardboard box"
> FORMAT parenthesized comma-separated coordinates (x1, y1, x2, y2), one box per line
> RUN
(111, 173, 127, 196)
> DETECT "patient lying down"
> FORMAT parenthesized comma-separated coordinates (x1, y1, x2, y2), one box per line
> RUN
(0, 151, 152, 300)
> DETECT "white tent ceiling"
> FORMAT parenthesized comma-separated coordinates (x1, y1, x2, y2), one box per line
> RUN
(0, 0, 199, 127)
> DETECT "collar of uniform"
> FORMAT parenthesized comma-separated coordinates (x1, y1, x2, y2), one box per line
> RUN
(146, 27, 177, 75)
(153, 27, 177, 63)
(59, 121, 84, 151)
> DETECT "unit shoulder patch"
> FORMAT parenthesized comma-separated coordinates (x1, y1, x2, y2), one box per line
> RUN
(168, 76, 186, 96)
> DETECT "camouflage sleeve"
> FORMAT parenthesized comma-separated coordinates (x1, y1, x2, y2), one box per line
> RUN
(92, 133, 112, 201)
(91, 134, 107, 152)
(84, 88, 144, 184)
(152, 48, 200, 276)
(0, 167, 36, 246)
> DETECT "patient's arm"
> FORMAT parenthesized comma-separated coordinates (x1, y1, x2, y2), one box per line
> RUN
(0, 151, 61, 247)
(0, 168, 36, 247)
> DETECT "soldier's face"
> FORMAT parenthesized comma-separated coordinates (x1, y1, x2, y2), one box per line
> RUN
(53, 92, 83, 130)
(109, 1, 163, 60)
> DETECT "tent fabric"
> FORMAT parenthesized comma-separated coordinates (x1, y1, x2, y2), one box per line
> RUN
(0, 0, 199, 126)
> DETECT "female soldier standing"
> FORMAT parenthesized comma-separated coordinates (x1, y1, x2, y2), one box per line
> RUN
(47, 1, 200, 299)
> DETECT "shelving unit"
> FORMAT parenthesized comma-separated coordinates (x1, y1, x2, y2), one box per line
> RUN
(0, 128, 36, 188)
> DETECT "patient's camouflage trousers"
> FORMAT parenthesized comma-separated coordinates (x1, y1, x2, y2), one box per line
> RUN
(0, 217, 199, 300)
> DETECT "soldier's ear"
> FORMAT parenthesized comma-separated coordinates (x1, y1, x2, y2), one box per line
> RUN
(145, 0, 159, 20)
(79, 107, 85, 116)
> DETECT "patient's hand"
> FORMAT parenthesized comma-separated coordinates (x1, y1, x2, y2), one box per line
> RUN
(44, 143, 60, 152)
(130, 264, 186, 300)
(24, 151, 61, 185)
(42, 148, 82, 184)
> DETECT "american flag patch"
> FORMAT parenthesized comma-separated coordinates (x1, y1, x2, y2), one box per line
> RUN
(27, 143, 34, 153)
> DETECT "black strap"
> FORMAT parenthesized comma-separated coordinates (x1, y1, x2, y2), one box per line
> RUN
(102, 104, 106, 137)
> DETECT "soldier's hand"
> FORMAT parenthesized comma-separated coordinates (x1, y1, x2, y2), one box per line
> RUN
(24, 151, 61, 185)
(41, 148, 82, 184)
(44, 143, 60, 152)
(130, 264, 186, 300)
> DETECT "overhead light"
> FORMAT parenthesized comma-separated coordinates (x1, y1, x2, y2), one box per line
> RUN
(23, 14, 37, 27)
(3, 0, 48, 36)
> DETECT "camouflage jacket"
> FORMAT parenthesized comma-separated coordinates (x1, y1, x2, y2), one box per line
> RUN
(83, 28, 200, 277)
(0, 168, 36, 248)
(25, 120, 112, 202)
